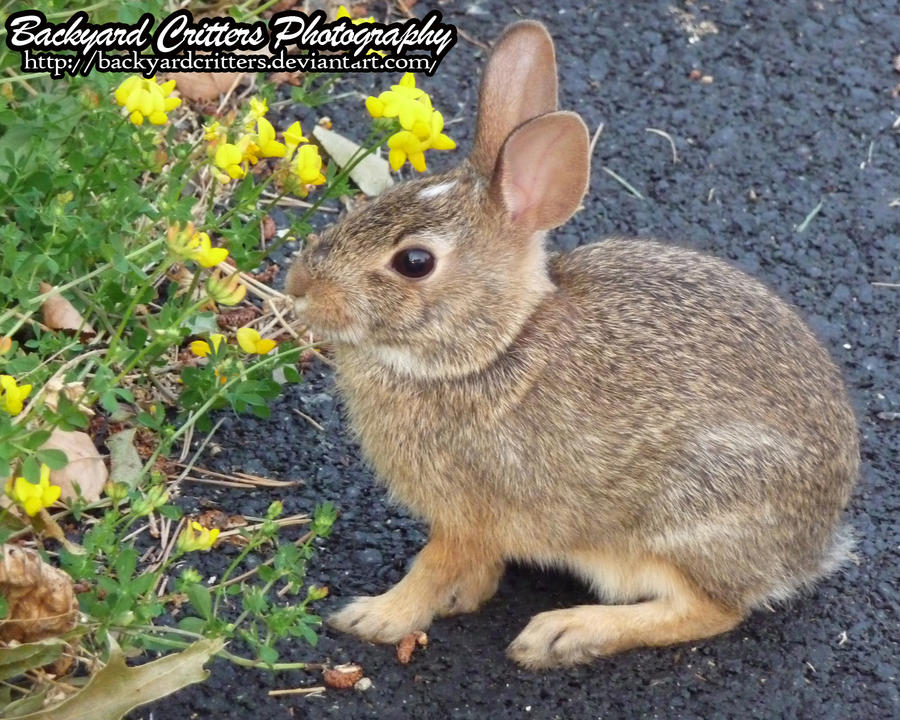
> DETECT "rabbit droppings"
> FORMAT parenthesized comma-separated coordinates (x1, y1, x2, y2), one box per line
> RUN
(285, 21, 859, 669)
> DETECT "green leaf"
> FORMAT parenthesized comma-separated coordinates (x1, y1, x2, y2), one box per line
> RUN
(0, 639, 65, 681)
(129, 572, 156, 596)
(21, 455, 40, 483)
(185, 584, 212, 621)
(157, 504, 182, 520)
(281, 365, 302, 384)
(0, 596, 7, 619)
(35, 448, 67, 470)
(257, 645, 278, 665)
(257, 565, 276, 583)
(113, 548, 138, 582)
(177, 616, 207, 635)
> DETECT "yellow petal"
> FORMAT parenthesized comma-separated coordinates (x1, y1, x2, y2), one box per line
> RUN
(23, 496, 42, 517)
(365, 96, 385, 118)
(210, 334, 225, 353)
(409, 152, 427, 172)
(190, 340, 211, 357)
(236, 327, 261, 353)
(256, 339, 277, 355)
(388, 148, 406, 171)
(196, 246, 229, 268)
(42, 484, 61, 507)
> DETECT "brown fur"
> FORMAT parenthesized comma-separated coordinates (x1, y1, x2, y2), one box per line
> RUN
(286, 22, 859, 668)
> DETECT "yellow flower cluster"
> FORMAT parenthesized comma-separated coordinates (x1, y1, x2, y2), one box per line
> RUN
(5, 464, 60, 517)
(189, 328, 277, 358)
(0, 374, 31, 416)
(207, 99, 325, 198)
(176, 520, 220, 553)
(167, 222, 229, 268)
(114, 76, 181, 126)
(366, 73, 456, 172)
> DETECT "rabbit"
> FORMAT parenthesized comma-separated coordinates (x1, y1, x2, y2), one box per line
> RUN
(285, 20, 859, 669)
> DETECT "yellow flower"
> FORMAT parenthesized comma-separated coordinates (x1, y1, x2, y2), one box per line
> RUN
(283, 121, 308, 154)
(366, 74, 455, 172)
(386, 111, 455, 172)
(286, 144, 326, 197)
(207, 269, 247, 306)
(0, 375, 32, 416)
(203, 120, 226, 144)
(176, 521, 220, 553)
(114, 75, 180, 126)
(190, 232, 229, 268)
(190, 333, 226, 357)
(213, 142, 246, 182)
(236, 327, 277, 355)
(249, 96, 268, 120)
(167, 224, 228, 267)
(5, 465, 61, 517)
(365, 73, 427, 120)
(256, 117, 286, 158)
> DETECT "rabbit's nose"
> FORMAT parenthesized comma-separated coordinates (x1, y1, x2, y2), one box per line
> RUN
(286, 261, 312, 298)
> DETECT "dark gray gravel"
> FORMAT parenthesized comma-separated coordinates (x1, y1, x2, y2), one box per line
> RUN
(139, 1, 899, 718)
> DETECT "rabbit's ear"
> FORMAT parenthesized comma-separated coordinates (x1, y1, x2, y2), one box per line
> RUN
(490, 111, 590, 232)
(470, 21, 558, 177)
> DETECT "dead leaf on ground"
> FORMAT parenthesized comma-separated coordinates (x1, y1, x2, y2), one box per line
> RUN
(0, 546, 78, 647)
(41, 429, 107, 503)
(24, 636, 223, 720)
(193, 509, 247, 531)
(107, 428, 142, 490)
(39, 283, 94, 334)
(42, 378, 93, 416)
(322, 663, 364, 689)
(168, 72, 243, 102)
(217, 306, 261, 329)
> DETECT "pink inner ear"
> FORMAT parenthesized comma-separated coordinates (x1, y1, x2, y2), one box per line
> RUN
(505, 127, 566, 221)
(493, 112, 590, 232)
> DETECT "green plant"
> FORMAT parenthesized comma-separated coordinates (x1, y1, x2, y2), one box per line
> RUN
(0, 8, 457, 711)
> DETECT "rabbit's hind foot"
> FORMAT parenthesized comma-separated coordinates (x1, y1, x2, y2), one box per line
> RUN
(507, 557, 744, 669)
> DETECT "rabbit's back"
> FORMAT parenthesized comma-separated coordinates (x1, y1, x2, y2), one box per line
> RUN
(335, 238, 858, 608)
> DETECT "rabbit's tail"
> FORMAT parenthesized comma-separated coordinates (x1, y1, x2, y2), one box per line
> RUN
(761, 523, 857, 607)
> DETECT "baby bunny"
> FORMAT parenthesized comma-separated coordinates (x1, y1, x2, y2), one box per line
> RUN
(286, 21, 859, 668)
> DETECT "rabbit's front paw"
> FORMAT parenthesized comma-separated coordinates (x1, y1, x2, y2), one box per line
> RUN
(328, 593, 429, 644)
(507, 608, 603, 669)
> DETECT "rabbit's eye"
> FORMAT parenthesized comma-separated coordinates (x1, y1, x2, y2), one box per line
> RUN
(391, 248, 435, 279)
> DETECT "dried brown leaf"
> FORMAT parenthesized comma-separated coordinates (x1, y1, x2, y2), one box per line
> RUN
(217, 307, 261, 329)
(39, 283, 94, 333)
(41, 429, 107, 503)
(42, 378, 94, 416)
(323, 663, 363, 689)
(169, 72, 243, 101)
(0, 546, 77, 644)
(24, 636, 223, 720)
